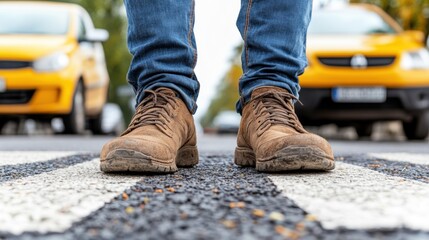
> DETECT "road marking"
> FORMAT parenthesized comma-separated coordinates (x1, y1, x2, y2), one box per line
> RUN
(369, 153, 429, 165)
(0, 151, 77, 166)
(269, 162, 429, 231)
(0, 159, 141, 235)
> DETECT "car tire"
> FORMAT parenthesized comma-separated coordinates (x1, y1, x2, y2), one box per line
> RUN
(355, 123, 373, 138)
(63, 82, 86, 134)
(0, 119, 7, 134)
(89, 112, 103, 135)
(402, 112, 429, 140)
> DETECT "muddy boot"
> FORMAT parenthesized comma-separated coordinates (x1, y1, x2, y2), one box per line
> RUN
(100, 88, 198, 173)
(235, 87, 334, 172)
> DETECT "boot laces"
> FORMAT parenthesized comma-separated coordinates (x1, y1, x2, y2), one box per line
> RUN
(121, 89, 179, 137)
(252, 91, 306, 136)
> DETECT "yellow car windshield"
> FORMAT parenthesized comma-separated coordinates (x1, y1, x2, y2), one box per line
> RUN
(0, 6, 69, 35)
(308, 8, 397, 35)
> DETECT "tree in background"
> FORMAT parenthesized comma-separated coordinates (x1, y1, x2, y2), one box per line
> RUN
(200, 46, 242, 128)
(37, 0, 133, 121)
(350, 0, 429, 33)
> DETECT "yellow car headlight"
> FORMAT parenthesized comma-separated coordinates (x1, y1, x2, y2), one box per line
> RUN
(33, 52, 70, 72)
(400, 48, 429, 70)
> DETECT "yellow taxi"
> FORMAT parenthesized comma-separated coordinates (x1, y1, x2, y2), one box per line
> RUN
(0, 1, 110, 134)
(297, 4, 429, 140)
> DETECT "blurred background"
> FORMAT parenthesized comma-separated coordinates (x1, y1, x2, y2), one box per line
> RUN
(1, 0, 429, 142)
(203, 0, 429, 141)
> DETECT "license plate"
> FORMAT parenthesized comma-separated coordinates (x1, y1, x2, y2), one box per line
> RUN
(0, 78, 5, 93)
(332, 87, 386, 103)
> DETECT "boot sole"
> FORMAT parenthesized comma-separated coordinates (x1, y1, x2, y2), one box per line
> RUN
(234, 146, 335, 172)
(100, 146, 199, 173)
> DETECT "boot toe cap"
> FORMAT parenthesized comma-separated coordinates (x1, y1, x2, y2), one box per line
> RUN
(257, 133, 334, 160)
(100, 136, 175, 162)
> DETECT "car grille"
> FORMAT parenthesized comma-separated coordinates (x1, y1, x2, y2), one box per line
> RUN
(0, 60, 32, 70)
(0, 90, 35, 104)
(318, 56, 396, 67)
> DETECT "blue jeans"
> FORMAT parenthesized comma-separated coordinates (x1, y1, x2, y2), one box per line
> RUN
(124, 0, 312, 114)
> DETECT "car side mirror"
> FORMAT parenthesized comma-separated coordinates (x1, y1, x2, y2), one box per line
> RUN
(403, 30, 425, 44)
(80, 29, 109, 43)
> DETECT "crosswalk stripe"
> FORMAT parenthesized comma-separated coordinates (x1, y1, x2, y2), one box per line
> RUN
(269, 162, 429, 231)
(369, 153, 429, 165)
(0, 159, 141, 235)
(0, 151, 77, 167)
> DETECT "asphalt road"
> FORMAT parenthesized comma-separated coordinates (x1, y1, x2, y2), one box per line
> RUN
(0, 134, 428, 155)
(0, 134, 428, 239)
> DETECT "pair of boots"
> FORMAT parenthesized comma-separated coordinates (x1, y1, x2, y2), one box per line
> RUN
(100, 87, 334, 173)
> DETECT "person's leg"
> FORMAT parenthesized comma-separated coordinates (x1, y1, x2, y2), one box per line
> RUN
(234, 0, 335, 172)
(236, 0, 310, 112)
(100, 0, 199, 173)
(126, 0, 199, 114)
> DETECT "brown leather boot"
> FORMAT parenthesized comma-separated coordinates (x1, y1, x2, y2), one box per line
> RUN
(235, 87, 335, 172)
(100, 88, 198, 173)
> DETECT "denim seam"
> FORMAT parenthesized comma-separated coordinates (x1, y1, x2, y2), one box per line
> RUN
(243, 0, 253, 68)
(188, 0, 197, 79)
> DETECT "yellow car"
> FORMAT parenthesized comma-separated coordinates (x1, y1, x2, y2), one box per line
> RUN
(297, 4, 429, 140)
(0, 1, 109, 134)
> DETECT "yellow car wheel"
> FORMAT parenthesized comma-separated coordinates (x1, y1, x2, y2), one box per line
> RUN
(63, 82, 86, 134)
(355, 123, 373, 138)
(402, 112, 429, 140)
(88, 111, 103, 135)
(0, 119, 7, 134)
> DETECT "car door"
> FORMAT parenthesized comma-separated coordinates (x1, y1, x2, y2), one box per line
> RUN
(77, 12, 108, 115)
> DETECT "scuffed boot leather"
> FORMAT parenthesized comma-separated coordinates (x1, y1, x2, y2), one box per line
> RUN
(100, 88, 198, 173)
(235, 87, 335, 172)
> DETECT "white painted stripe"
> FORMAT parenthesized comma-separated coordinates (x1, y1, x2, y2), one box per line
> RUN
(269, 162, 429, 231)
(0, 151, 77, 167)
(0, 159, 140, 234)
(369, 153, 429, 165)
